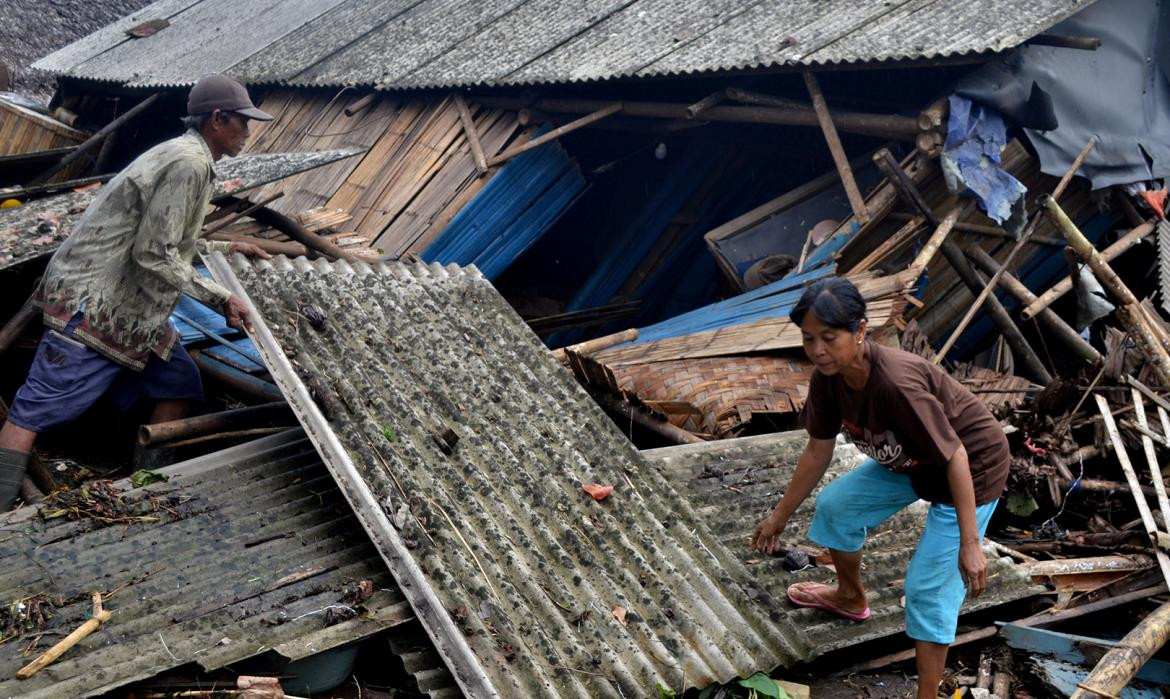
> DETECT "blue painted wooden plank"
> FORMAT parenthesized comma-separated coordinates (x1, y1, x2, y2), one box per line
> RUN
(1031, 656, 1162, 698)
(172, 294, 234, 344)
(423, 126, 586, 280)
(1002, 623, 1170, 685)
(204, 340, 265, 374)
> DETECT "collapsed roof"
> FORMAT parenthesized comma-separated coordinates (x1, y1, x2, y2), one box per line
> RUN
(202, 251, 1037, 696)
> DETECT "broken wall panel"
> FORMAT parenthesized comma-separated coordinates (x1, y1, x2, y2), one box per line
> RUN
(241, 90, 523, 258)
(209, 252, 814, 697)
(0, 430, 435, 698)
(0, 100, 88, 183)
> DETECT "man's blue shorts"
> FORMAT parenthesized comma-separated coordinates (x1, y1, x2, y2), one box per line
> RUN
(806, 458, 999, 644)
(6, 316, 203, 433)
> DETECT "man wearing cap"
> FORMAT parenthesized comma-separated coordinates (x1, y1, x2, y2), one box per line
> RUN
(0, 74, 275, 509)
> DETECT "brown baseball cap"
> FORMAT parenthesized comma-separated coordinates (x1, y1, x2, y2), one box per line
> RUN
(187, 74, 273, 121)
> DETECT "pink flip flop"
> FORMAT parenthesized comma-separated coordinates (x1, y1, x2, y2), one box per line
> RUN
(786, 581, 871, 622)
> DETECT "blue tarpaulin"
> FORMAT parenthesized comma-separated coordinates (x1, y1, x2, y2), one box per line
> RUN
(942, 95, 1028, 233)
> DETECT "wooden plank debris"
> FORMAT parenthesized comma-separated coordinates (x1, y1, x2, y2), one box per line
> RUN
(1094, 394, 1170, 589)
(802, 71, 869, 223)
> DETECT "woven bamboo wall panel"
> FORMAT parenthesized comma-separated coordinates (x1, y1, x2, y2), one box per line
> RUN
(241, 90, 521, 257)
(612, 354, 813, 438)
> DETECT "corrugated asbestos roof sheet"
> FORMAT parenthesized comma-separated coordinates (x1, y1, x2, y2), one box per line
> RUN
(641, 432, 1041, 658)
(33, 0, 1096, 89)
(0, 430, 456, 698)
(0, 147, 361, 271)
(203, 253, 1038, 697)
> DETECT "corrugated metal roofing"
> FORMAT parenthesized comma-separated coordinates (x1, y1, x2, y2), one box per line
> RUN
(206, 252, 813, 697)
(641, 432, 1041, 658)
(0, 147, 361, 271)
(0, 430, 455, 698)
(32, 0, 1097, 89)
(204, 252, 1038, 697)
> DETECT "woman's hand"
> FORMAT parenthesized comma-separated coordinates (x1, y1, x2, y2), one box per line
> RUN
(958, 540, 988, 597)
(750, 512, 788, 554)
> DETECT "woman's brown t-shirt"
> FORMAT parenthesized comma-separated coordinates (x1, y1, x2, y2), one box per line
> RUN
(800, 341, 1010, 505)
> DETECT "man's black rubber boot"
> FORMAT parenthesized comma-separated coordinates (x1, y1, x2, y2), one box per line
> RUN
(0, 448, 30, 511)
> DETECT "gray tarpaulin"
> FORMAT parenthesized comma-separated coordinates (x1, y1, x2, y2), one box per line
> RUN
(956, 0, 1170, 190)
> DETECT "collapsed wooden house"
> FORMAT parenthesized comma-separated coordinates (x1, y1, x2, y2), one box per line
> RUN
(11, 0, 1170, 695)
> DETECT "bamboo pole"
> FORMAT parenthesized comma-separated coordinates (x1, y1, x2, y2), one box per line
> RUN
(904, 206, 961, 287)
(553, 328, 637, 360)
(343, 93, 376, 117)
(886, 213, 1063, 246)
(593, 393, 704, 445)
(967, 247, 1101, 364)
(29, 94, 161, 186)
(802, 71, 868, 224)
(1094, 393, 1170, 588)
(17, 596, 112, 679)
(872, 149, 1051, 379)
(206, 232, 308, 257)
(1131, 389, 1170, 531)
(1070, 598, 1170, 698)
(138, 401, 293, 446)
(215, 195, 361, 263)
(475, 95, 921, 141)
(1045, 197, 1170, 386)
(0, 296, 38, 358)
(1022, 220, 1156, 320)
(487, 103, 623, 167)
(452, 93, 487, 175)
(685, 90, 727, 118)
(934, 137, 1095, 362)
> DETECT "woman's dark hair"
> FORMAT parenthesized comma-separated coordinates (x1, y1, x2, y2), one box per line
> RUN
(790, 277, 867, 331)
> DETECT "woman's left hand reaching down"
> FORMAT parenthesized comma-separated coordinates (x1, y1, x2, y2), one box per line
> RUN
(958, 540, 988, 597)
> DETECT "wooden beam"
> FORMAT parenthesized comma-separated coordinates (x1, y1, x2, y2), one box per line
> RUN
(487, 103, 623, 167)
(475, 95, 920, 141)
(685, 89, 727, 119)
(28, 93, 161, 187)
(1022, 219, 1156, 320)
(1047, 197, 1170, 386)
(452, 93, 488, 175)
(802, 71, 869, 224)
(934, 137, 1095, 362)
(967, 246, 1101, 364)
